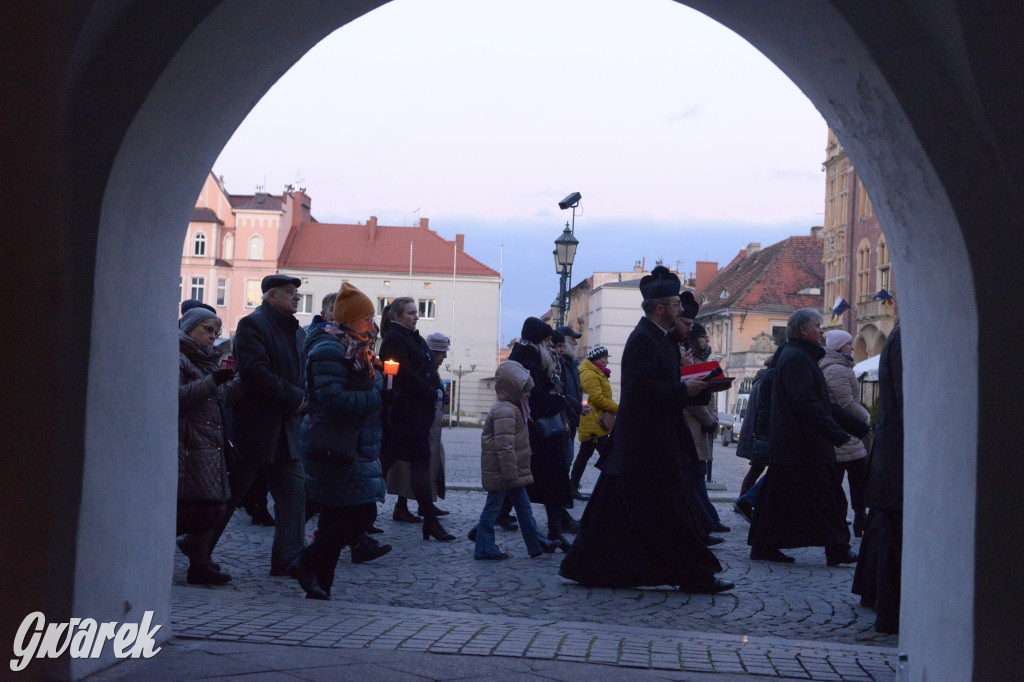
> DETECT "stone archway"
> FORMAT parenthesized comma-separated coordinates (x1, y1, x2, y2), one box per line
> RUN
(853, 335, 869, 363)
(3, 2, 1022, 680)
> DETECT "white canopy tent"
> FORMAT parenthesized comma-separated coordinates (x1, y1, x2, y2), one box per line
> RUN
(853, 354, 880, 382)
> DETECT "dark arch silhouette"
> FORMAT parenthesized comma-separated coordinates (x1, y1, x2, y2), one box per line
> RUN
(2, 2, 1021, 679)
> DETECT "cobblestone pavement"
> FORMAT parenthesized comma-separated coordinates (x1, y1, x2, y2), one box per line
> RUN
(163, 428, 897, 681)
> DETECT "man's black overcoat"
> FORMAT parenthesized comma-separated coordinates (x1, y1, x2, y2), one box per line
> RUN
(768, 337, 849, 466)
(233, 301, 306, 463)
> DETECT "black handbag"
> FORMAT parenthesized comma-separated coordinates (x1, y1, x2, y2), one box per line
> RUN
(304, 421, 358, 465)
(534, 413, 568, 439)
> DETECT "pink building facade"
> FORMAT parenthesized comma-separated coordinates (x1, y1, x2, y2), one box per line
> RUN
(179, 173, 312, 335)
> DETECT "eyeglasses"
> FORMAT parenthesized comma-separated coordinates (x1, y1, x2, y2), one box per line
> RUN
(199, 323, 221, 335)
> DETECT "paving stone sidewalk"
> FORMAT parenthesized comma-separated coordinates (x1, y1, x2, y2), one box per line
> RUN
(148, 428, 897, 681)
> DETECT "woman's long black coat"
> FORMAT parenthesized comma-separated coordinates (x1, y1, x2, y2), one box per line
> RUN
(865, 325, 903, 510)
(379, 324, 437, 463)
(508, 342, 571, 507)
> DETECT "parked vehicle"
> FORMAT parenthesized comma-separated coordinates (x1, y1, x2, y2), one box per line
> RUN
(717, 393, 749, 446)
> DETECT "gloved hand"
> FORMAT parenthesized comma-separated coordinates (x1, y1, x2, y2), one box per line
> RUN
(212, 368, 235, 385)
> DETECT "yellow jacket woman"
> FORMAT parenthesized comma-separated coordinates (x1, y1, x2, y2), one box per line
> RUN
(570, 346, 618, 499)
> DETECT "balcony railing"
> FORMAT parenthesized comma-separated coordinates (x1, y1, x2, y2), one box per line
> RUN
(856, 297, 896, 319)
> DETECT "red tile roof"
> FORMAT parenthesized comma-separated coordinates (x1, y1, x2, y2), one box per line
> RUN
(279, 221, 499, 277)
(696, 235, 824, 316)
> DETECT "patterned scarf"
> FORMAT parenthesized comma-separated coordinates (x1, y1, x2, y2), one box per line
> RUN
(327, 322, 376, 378)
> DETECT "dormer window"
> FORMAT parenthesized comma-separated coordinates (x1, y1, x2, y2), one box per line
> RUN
(798, 286, 822, 296)
(719, 289, 729, 300)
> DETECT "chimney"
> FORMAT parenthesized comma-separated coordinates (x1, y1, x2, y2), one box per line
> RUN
(419, 217, 429, 230)
(746, 242, 761, 256)
(811, 225, 824, 239)
(455, 233, 465, 251)
(695, 261, 718, 293)
(368, 216, 378, 242)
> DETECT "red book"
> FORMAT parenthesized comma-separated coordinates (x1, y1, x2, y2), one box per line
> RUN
(680, 361, 721, 382)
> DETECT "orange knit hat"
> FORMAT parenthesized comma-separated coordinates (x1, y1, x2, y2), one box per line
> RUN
(333, 282, 375, 325)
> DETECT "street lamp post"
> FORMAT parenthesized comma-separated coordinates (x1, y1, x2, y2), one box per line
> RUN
(445, 363, 476, 427)
(554, 192, 581, 329)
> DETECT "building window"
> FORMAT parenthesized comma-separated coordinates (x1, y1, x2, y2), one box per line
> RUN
(377, 297, 395, 316)
(189, 276, 205, 301)
(216, 278, 227, 307)
(248, 235, 263, 260)
(192, 232, 206, 257)
(298, 293, 313, 314)
(424, 282, 431, 289)
(856, 240, 871, 301)
(418, 299, 436, 319)
(245, 279, 261, 308)
(223, 234, 234, 260)
(877, 236, 891, 292)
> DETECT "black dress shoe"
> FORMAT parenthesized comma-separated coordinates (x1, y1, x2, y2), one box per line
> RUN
(680, 577, 735, 594)
(475, 552, 511, 561)
(733, 500, 754, 523)
(826, 548, 859, 567)
(367, 525, 384, 534)
(186, 562, 232, 586)
(287, 552, 329, 600)
(547, 534, 571, 552)
(750, 548, 795, 563)
(393, 507, 422, 524)
(713, 522, 731, 533)
(704, 535, 726, 546)
(352, 539, 392, 564)
(564, 518, 582, 534)
(467, 526, 478, 542)
(432, 505, 450, 516)
(853, 512, 867, 538)
(422, 519, 455, 542)
(269, 564, 289, 577)
(496, 517, 518, 532)
(542, 537, 568, 554)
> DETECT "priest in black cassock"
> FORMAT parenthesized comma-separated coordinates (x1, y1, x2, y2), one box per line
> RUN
(559, 266, 734, 594)
(747, 307, 858, 566)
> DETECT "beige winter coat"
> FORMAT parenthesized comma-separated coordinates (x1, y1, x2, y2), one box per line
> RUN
(683, 403, 718, 462)
(480, 361, 535, 491)
(819, 348, 870, 462)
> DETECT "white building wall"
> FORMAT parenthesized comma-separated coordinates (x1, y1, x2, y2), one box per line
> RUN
(588, 284, 645, 403)
(283, 268, 501, 422)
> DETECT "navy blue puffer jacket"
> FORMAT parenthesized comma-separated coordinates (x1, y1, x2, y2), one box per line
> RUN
(300, 325, 385, 507)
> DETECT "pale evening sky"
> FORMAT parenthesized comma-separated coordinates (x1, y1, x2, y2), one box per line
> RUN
(213, 0, 828, 342)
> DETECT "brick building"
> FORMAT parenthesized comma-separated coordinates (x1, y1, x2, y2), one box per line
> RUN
(822, 128, 899, 360)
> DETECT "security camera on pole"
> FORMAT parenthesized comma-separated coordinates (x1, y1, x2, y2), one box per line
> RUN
(554, 192, 581, 329)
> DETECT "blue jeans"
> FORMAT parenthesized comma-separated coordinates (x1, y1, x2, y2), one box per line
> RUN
(475, 487, 547, 558)
(739, 475, 764, 507)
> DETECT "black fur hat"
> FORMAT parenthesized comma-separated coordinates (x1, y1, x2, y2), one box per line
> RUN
(639, 266, 680, 300)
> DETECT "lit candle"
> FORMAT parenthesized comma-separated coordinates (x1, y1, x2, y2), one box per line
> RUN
(383, 359, 399, 389)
